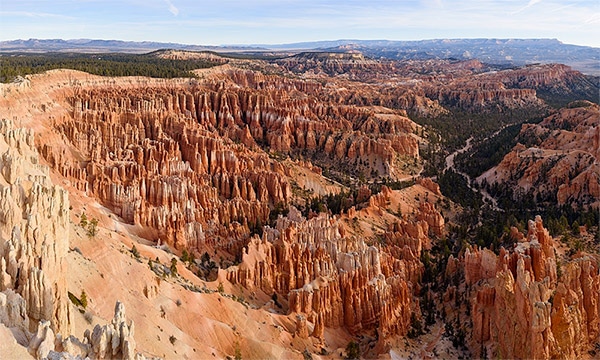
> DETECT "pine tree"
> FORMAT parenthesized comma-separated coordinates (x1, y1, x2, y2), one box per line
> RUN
(80, 212, 88, 228)
(80, 290, 88, 309)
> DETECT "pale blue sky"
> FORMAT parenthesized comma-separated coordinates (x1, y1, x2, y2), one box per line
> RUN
(0, 0, 598, 47)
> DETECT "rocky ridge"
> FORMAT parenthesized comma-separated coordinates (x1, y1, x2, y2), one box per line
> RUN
(0, 118, 138, 359)
(39, 68, 422, 254)
(479, 102, 600, 209)
(445, 216, 600, 359)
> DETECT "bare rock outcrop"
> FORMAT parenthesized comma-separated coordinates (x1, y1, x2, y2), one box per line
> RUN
(449, 216, 600, 359)
(478, 102, 600, 209)
(84, 301, 136, 360)
(0, 119, 72, 336)
(226, 202, 434, 344)
(25, 301, 137, 360)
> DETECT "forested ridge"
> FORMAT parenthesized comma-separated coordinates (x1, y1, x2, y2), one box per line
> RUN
(0, 52, 223, 82)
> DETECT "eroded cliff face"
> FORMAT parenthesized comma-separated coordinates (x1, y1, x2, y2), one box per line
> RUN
(479, 102, 600, 209)
(0, 118, 72, 336)
(226, 185, 446, 352)
(445, 216, 600, 359)
(0, 118, 142, 360)
(228, 208, 414, 341)
(1, 59, 596, 359)
(279, 56, 595, 113)
(39, 69, 423, 254)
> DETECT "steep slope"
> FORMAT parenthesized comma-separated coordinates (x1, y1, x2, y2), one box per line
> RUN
(444, 216, 600, 359)
(1, 59, 598, 360)
(0, 67, 443, 359)
(478, 102, 600, 209)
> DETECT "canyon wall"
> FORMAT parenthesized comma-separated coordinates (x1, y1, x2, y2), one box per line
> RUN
(0, 118, 72, 336)
(40, 69, 422, 253)
(479, 102, 600, 209)
(446, 216, 600, 359)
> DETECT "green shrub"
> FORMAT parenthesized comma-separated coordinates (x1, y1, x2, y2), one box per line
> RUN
(80, 290, 88, 309)
(345, 341, 360, 359)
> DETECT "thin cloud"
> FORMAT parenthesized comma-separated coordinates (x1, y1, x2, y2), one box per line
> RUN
(584, 13, 600, 24)
(164, 0, 179, 16)
(0, 11, 74, 19)
(527, 0, 543, 6)
(512, 0, 543, 14)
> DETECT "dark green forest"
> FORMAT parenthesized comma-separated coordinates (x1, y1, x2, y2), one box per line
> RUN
(0, 52, 223, 82)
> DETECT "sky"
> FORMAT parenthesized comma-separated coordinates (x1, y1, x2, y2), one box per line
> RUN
(0, 0, 598, 47)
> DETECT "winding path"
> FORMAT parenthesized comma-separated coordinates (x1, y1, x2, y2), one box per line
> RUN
(444, 127, 509, 212)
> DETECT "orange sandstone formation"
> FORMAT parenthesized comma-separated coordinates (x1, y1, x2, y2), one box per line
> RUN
(448, 216, 600, 359)
(479, 102, 600, 209)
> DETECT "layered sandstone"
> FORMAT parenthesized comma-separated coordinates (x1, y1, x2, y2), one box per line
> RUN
(227, 207, 415, 341)
(0, 119, 72, 336)
(276, 51, 394, 80)
(278, 56, 594, 113)
(448, 216, 600, 359)
(479, 102, 600, 209)
(38, 68, 423, 255)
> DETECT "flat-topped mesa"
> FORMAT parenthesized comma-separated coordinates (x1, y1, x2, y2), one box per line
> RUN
(426, 86, 540, 111)
(0, 119, 72, 336)
(276, 51, 394, 79)
(500, 63, 591, 91)
(450, 216, 599, 359)
(227, 206, 419, 341)
(421, 63, 592, 112)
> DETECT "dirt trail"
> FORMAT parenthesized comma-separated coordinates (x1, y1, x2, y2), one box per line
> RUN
(444, 127, 508, 211)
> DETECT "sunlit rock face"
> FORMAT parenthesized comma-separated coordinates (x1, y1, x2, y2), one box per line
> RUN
(0, 119, 72, 336)
(447, 216, 600, 359)
(479, 102, 600, 210)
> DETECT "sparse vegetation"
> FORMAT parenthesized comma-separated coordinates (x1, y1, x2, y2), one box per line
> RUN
(68, 291, 86, 309)
(170, 258, 178, 276)
(345, 340, 360, 359)
(407, 313, 424, 338)
(302, 348, 313, 360)
(131, 245, 140, 259)
(80, 212, 99, 237)
(80, 290, 88, 309)
(79, 212, 88, 228)
(234, 340, 242, 360)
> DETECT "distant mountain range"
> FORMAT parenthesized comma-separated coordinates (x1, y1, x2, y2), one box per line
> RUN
(0, 38, 261, 53)
(1, 38, 598, 75)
